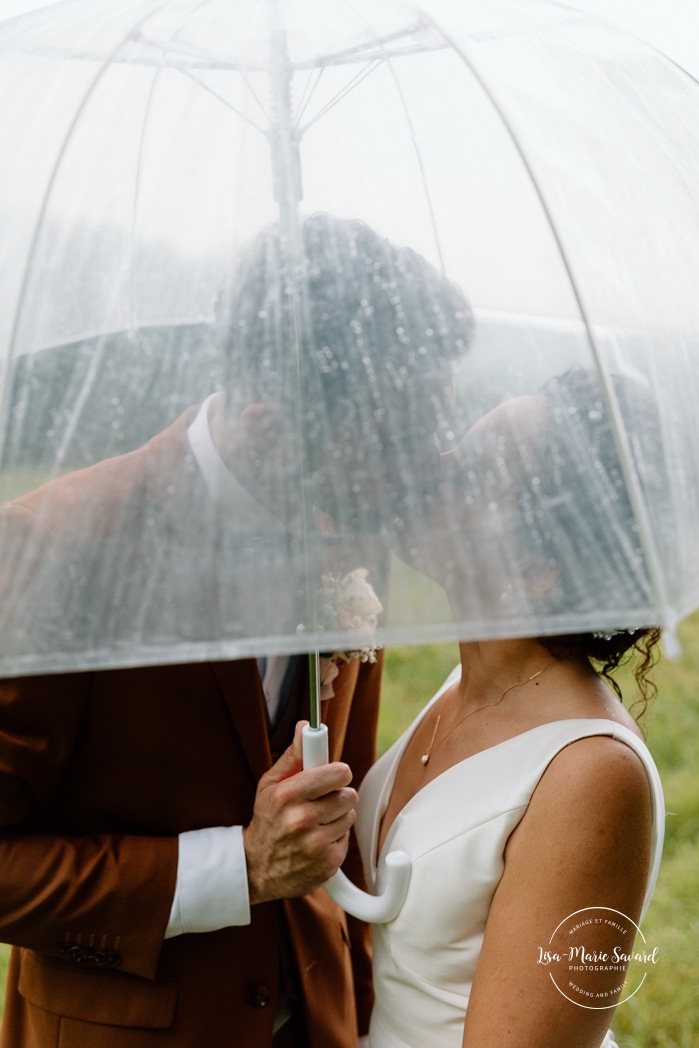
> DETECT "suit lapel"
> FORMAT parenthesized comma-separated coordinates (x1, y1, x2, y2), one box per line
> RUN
(210, 660, 272, 782)
(142, 410, 294, 782)
(267, 655, 309, 760)
(212, 654, 358, 781)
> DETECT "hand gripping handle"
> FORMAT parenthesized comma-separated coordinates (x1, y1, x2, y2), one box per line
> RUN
(302, 723, 411, 924)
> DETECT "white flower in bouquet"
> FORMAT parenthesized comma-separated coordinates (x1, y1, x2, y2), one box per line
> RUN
(317, 568, 383, 699)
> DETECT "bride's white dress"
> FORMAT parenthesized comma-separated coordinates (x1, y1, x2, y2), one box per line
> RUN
(356, 667, 665, 1048)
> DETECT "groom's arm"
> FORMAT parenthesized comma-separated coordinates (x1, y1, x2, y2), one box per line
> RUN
(0, 671, 177, 981)
(166, 721, 357, 937)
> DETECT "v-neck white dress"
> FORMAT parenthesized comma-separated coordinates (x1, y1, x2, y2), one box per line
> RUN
(356, 667, 665, 1048)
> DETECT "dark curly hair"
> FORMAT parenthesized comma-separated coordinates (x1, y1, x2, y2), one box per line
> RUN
(539, 627, 661, 721)
(215, 212, 473, 529)
(218, 212, 473, 428)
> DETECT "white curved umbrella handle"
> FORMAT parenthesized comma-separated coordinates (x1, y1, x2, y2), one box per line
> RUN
(302, 723, 411, 924)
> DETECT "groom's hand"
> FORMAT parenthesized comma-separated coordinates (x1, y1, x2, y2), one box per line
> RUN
(243, 721, 358, 903)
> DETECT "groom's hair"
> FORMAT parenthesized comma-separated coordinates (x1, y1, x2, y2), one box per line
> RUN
(218, 212, 473, 438)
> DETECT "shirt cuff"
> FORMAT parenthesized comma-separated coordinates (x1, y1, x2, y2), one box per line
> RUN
(165, 826, 251, 938)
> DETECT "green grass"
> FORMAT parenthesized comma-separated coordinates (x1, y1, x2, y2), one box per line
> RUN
(1, 615, 697, 1042)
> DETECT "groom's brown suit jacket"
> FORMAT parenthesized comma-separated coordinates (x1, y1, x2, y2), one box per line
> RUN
(0, 411, 380, 1047)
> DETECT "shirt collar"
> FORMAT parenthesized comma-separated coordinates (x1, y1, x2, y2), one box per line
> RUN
(187, 394, 287, 537)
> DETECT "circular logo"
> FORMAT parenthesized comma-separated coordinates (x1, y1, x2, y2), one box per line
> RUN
(537, 906, 660, 1009)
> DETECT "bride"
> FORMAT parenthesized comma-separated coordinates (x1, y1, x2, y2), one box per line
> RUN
(356, 368, 665, 1048)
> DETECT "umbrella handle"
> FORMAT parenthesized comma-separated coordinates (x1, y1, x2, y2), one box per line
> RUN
(302, 723, 411, 924)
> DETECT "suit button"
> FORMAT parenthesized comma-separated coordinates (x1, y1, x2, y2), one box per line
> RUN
(245, 985, 272, 1008)
(56, 944, 121, 967)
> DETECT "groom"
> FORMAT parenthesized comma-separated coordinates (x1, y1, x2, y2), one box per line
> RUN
(0, 214, 473, 1047)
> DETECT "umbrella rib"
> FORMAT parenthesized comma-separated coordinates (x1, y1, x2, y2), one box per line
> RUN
(179, 68, 270, 136)
(130, 61, 167, 332)
(132, 25, 440, 71)
(294, 41, 443, 69)
(164, 0, 274, 131)
(424, 11, 676, 643)
(12, 24, 445, 74)
(0, 1, 178, 470)
(298, 59, 383, 134)
(237, 67, 275, 128)
(551, 0, 699, 89)
(134, 31, 269, 71)
(304, 21, 431, 68)
(385, 59, 447, 274)
(339, 0, 448, 270)
(294, 66, 325, 128)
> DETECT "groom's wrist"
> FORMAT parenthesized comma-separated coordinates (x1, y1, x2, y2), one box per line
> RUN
(165, 826, 251, 937)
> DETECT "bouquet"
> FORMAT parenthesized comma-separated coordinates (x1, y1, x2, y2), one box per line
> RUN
(316, 568, 383, 700)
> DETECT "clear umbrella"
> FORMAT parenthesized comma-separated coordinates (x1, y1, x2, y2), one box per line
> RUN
(1, 0, 699, 918)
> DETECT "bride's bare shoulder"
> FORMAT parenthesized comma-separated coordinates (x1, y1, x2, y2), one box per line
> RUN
(511, 730, 653, 861)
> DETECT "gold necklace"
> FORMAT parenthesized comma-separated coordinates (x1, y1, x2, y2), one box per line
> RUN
(420, 662, 558, 767)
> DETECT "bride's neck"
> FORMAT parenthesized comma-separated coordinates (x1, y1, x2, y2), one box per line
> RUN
(455, 637, 564, 709)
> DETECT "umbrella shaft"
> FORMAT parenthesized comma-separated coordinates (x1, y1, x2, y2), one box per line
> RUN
(308, 650, 321, 729)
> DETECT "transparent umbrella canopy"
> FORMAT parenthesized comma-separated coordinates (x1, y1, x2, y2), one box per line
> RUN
(1, 0, 699, 685)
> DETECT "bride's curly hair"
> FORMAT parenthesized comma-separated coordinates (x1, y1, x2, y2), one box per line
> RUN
(539, 627, 662, 722)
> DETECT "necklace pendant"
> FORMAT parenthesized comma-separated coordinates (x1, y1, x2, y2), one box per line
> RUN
(421, 753, 430, 765)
